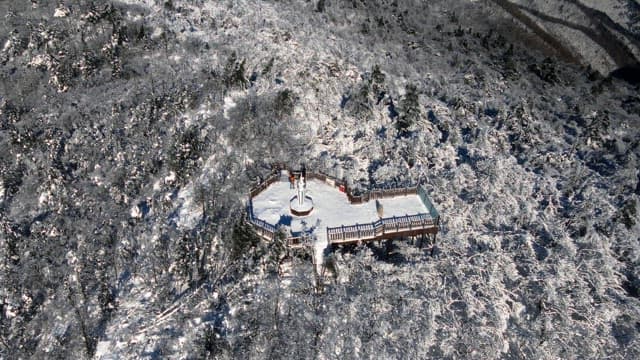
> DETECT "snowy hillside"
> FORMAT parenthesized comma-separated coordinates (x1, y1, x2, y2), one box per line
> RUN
(493, 0, 640, 75)
(1, 0, 639, 359)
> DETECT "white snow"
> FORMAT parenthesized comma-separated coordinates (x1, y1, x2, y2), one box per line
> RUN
(164, 171, 176, 184)
(223, 94, 239, 120)
(53, 6, 70, 18)
(175, 184, 203, 230)
(94, 341, 113, 359)
(2, 39, 11, 53)
(4, 304, 17, 319)
(130, 204, 142, 219)
(150, 26, 164, 40)
(38, 191, 51, 206)
(28, 54, 50, 68)
(251, 178, 429, 270)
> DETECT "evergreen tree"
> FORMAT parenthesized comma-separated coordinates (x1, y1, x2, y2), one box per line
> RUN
(396, 84, 420, 136)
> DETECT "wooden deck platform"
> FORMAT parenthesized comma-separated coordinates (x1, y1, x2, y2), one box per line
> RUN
(247, 165, 440, 249)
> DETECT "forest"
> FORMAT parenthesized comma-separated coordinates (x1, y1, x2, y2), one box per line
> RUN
(1, 0, 639, 359)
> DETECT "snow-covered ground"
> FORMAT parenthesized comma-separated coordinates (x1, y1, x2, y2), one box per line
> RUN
(252, 177, 429, 265)
(2, 0, 640, 358)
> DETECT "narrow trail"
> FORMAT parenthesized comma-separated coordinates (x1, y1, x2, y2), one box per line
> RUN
(565, 0, 640, 47)
(518, 4, 640, 68)
(490, 0, 640, 70)
(490, 0, 581, 64)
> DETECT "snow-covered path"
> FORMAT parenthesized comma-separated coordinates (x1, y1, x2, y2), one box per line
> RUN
(251, 178, 429, 268)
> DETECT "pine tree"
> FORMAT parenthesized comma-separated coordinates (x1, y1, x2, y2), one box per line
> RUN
(396, 84, 420, 136)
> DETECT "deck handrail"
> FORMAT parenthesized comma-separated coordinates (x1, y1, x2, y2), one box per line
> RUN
(247, 200, 278, 238)
(249, 165, 429, 207)
(247, 164, 440, 246)
(326, 212, 437, 243)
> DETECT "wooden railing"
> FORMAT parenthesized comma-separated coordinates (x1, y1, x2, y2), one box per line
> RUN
(248, 216, 277, 239)
(249, 165, 421, 206)
(346, 186, 419, 204)
(247, 164, 440, 248)
(326, 213, 437, 244)
(286, 235, 311, 248)
(246, 198, 276, 239)
(306, 169, 419, 205)
(418, 185, 440, 219)
(249, 171, 282, 198)
(247, 216, 312, 248)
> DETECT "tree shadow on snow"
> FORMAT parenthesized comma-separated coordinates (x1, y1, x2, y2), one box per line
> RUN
(366, 240, 408, 265)
(277, 214, 292, 227)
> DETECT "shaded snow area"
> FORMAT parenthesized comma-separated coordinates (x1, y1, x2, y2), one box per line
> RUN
(501, 0, 640, 74)
(252, 177, 429, 265)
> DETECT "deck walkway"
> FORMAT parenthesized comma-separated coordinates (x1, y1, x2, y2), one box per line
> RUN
(248, 169, 439, 252)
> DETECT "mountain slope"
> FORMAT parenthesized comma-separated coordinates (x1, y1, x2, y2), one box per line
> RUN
(1, 0, 639, 359)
